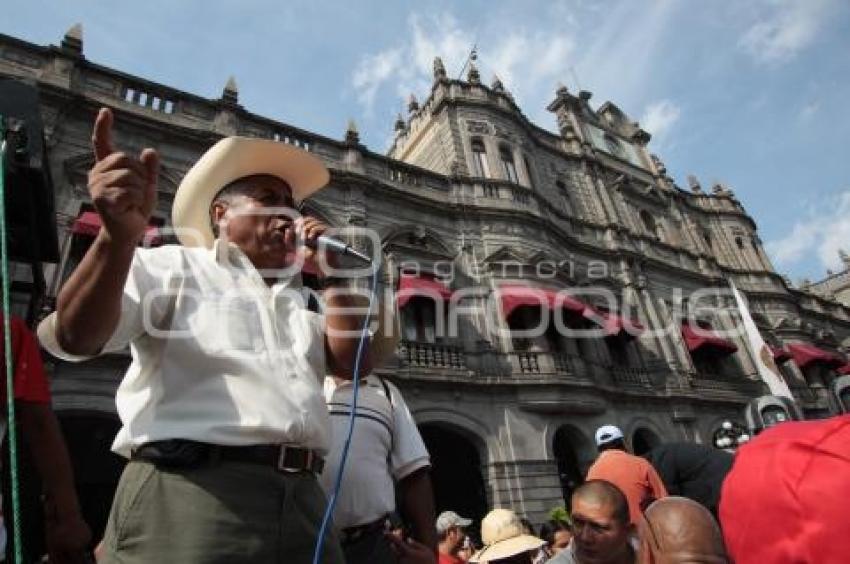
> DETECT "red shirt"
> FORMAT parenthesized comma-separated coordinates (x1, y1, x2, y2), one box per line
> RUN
(438, 553, 463, 564)
(1, 316, 51, 404)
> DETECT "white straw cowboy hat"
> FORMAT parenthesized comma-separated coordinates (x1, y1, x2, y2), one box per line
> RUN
(470, 509, 545, 563)
(172, 136, 330, 247)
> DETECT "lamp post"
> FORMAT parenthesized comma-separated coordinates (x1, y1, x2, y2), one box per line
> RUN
(712, 420, 750, 451)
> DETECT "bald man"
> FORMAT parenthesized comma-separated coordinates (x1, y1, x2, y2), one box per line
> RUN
(548, 480, 636, 564)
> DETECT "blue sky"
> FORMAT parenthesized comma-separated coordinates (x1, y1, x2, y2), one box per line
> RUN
(5, 0, 850, 284)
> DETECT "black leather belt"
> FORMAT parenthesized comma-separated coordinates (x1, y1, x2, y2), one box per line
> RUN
(132, 440, 325, 474)
(340, 516, 388, 546)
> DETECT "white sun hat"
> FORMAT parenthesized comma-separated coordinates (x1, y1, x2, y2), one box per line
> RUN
(172, 136, 329, 248)
(469, 508, 545, 563)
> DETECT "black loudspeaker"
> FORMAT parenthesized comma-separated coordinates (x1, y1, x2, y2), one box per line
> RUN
(828, 375, 850, 415)
(744, 395, 802, 435)
(0, 78, 60, 263)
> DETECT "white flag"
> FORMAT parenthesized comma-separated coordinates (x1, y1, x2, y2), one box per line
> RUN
(730, 281, 794, 399)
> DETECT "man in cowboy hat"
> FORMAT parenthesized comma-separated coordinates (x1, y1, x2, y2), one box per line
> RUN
(320, 312, 437, 564)
(38, 107, 371, 563)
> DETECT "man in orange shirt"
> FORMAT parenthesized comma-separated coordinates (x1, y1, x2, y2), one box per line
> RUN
(585, 425, 667, 524)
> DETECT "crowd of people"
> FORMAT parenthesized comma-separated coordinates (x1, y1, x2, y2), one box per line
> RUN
(1, 106, 848, 563)
(432, 418, 850, 564)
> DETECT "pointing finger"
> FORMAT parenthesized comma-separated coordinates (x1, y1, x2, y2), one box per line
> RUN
(140, 148, 160, 202)
(92, 108, 115, 162)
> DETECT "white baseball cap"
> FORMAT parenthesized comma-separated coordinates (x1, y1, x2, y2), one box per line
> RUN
(595, 424, 624, 446)
(436, 511, 473, 534)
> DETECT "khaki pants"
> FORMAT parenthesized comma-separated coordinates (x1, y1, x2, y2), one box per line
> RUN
(100, 459, 344, 564)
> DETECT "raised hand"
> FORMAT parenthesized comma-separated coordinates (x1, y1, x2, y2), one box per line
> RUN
(88, 107, 160, 245)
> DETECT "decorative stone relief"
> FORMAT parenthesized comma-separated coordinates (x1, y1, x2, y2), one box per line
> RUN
(466, 120, 491, 135)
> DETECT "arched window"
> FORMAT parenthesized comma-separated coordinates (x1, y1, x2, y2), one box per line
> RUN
(401, 296, 437, 343)
(556, 180, 574, 215)
(499, 145, 519, 183)
(640, 210, 659, 239)
(470, 138, 490, 178)
(605, 134, 625, 158)
(523, 155, 535, 188)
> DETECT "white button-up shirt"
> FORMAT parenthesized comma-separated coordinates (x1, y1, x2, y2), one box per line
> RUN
(39, 241, 330, 457)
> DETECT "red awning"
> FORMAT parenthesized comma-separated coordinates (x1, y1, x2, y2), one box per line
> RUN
(771, 346, 792, 364)
(497, 285, 586, 318)
(72, 211, 162, 245)
(787, 343, 845, 369)
(582, 307, 645, 338)
(397, 274, 453, 308)
(681, 324, 738, 355)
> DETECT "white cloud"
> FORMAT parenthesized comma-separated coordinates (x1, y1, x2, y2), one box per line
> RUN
(351, 13, 474, 115)
(765, 190, 850, 273)
(640, 100, 681, 144)
(738, 0, 836, 65)
(798, 100, 820, 121)
(352, 47, 404, 112)
(350, 12, 577, 120)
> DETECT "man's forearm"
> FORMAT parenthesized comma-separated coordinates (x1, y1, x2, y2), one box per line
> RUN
(19, 402, 82, 519)
(57, 231, 136, 355)
(399, 468, 438, 553)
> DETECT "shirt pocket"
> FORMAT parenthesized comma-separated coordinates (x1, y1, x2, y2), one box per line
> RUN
(192, 297, 261, 355)
(290, 309, 326, 381)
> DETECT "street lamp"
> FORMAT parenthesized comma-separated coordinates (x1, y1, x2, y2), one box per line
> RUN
(712, 420, 749, 451)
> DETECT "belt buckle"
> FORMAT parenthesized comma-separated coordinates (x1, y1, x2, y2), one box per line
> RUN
(277, 446, 309, 473)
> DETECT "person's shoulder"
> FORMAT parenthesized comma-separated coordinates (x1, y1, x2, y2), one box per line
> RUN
(135, 244, 206, 271)
(378, 376, 407, 402)
(546, 547, 577, 564)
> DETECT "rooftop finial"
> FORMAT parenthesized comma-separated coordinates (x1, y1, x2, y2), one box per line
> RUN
(491, 74, 504, 92)
(433, 56, 447, 81)
(222, 76, 239, 104)
(408, 93, 419, 113)
(394, 113, 406, 132)
(345, 119, 360, 145)
(467, 61, 480, 85)
(61, 23, 83, 55)
(687, 175, 702, 193)
(556, 81, 569, 96)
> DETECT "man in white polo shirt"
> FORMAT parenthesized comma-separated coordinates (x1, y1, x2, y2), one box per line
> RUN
(321, 316, 436, 564)
(38, 107, 370, 563)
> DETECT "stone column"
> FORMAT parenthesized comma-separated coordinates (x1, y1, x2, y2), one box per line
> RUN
(484, 460, 564, 524)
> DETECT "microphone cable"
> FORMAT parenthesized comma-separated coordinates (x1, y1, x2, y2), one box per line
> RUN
(311, 267, 379, 564)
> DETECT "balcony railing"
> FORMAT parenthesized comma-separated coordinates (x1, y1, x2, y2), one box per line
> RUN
(398, 340, 465, 370)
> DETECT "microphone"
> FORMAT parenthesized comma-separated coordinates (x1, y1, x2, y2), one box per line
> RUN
(306, 235, 372, 264)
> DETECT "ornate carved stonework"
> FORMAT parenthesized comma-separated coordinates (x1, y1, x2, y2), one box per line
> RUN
(466, 120, 491, 135)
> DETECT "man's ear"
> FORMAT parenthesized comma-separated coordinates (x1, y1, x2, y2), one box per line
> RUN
(211, 202, 228, 232)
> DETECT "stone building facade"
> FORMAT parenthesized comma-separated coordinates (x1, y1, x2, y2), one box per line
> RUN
(2, 27, 849, 530)
(808, 251, 850, 308)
